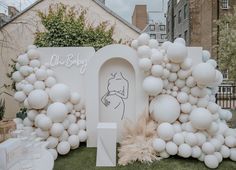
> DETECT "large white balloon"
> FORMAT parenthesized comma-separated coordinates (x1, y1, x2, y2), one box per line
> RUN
(167, 43, 187, 63)
(157, 123, 174, 141)
(47, 102, 68, 123)
(27, 89, 49, 109)
(143, 76, 163, 96)
(189, 108, 212, 130)
(50, 123, 64, 137)
(192, 63, 216, 86)
(49, 84, 70, 103)
(150, 95, 180, 123)
(153, 138, 166, 152)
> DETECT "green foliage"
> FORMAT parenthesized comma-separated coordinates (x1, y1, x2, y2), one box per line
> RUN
(216, 7, 236, 80)
(0, 98, 5, 120)
(16, 107, 27, 120)
(34, 3, 114, 50)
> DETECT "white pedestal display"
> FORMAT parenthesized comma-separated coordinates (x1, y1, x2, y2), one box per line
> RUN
(96, 123, 117, 167)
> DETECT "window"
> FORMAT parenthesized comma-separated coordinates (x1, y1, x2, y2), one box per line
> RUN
(161, 34, 166, 39)
(179, 34, 182, 37)
(150, 34, 156, 39)
(184, 30, 188, 41)
(178, 10, 182, 23)
(150, 25, 155, 31)
(221, 0, 229, 9)
(167, 21, 170, 32)
(160, 25, 165, 31)
(184, 4, 187, 19)
(222, 70, 229, 80)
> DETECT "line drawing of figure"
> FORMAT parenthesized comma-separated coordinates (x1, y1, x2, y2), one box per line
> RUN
(101, 72, 129, 120)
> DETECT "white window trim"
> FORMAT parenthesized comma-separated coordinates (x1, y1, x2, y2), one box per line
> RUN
(221, 0, 229, 9)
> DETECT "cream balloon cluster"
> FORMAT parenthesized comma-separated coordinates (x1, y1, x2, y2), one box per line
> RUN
(131, 33, 236, 169)
(12, 45, 88, 160)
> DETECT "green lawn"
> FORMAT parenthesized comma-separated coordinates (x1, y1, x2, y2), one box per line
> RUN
(54, 110, 236, 170)
(54, 145, 236, 170)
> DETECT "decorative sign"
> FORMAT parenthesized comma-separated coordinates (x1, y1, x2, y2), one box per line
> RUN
(39, 47, 95, 98)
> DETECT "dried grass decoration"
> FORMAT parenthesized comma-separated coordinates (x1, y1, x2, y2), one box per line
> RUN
(118, 109, 161, 165)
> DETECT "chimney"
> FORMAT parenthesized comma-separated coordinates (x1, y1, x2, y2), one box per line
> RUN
(8, 6, 19, 18)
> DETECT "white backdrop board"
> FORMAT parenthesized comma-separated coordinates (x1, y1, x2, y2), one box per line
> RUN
(38, 47, 95, 99)
(37, 45, 203, 148)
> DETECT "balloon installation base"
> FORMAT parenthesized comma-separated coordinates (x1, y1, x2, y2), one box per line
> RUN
(0, 119, 16, 143)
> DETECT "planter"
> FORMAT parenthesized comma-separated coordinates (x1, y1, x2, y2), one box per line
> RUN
(0, 119, 16, 142)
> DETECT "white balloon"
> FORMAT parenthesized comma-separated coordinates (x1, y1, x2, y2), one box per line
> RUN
(131, 39, 139, 49)
(57, 141, 70, 155)
(35, 128, 49, 139)
(202, 142, 215, 155)
(47, 102, 68, 123)
(30, 59, 41, 68)
(220, 145, 230, 158)
(47, 136, 59, 149)
(49, 84, 70, 103)
(230, 148, 236, 161)
(26, 74, 37, 84)
(12, 71, 24, 82)
(45, 77, 57, 88)
(157, 123, 174, 141)
(137, 33, 150, 46)
(173, 133, 184, 145)
(14, 91, 26, 102)
(150, 95, 180, 123)
(174, 37, 186, 45)
(23, 117, 33, 127)
(19, 66, 30, 76)
(178, 143, 192, 158)
(70, 92, 80, 105)
(77, 119, 86, 130)
(166, 141, 178, 155)
(68, 123, 79, 135)
(59, 130, 69, 142)
(34, 81, 45, 89)
(35, 69, 47, 81)
(38, 115, 52, 131)
(153, 138, 166, 152)
(27, 89, 48, 109)
(68, 135, 80, 149)
(192, 63, 216, 86)
(189, 108, 212, 130)
(137, 45, 151, 58)
(185, 133, 197, 146)
(204, 155, 219, 169)
(139, 58, 152, 71)
(17, 54, 29, 65)
(167, 43, 187, 63)
(202, 50, 211, 62)
(27, 49, 40, 59)
(192, 146, 202, 158)
(50, 123, 64, 137)
(225, 136, 236, 148)
(149, 39, 159, 49)
(177, 92, 188, 104)
(151, 50, 163, 64)
(181, 58, 192, 70)
(78, 130, 88, 142)
(143, 76, 163, 96)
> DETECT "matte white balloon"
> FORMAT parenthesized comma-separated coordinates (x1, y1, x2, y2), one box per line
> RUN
(50, 123, 64, 137)
(157, 123, 174, 141)
(28, 89, 48, 109)
(49, 84, 70, 103)
(189, 108, 212, 130)
(150, 95, 180, 123)
(57, 141, 70, 155)
(47, 102, 68, 123)
(153, 138, 166, 152)
(143, 76, 163, 96)
(167, 43, 187, 63)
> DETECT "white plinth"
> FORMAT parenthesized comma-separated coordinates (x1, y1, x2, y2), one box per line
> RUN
(96, 123, 117, 167)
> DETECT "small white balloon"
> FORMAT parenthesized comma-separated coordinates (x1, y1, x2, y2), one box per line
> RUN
(57, 141, 70, 155)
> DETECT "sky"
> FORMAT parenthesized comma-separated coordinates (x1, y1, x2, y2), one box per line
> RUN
(0, 0, 168, 24)
(106, 0, 168, 24)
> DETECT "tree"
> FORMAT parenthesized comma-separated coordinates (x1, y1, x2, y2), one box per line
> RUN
(34, 3, 114, 50)
(217, 7, 236, 80)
